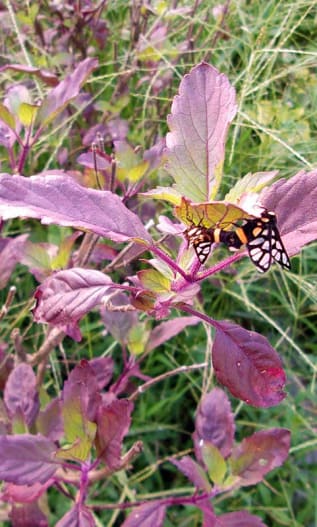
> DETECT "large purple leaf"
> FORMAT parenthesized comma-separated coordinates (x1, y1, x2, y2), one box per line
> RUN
(193, 388, 234, 464)
(36, 58, 98, 126)
(95, 399, 133, 469)
(0, 174, 151, 243)
(0, 434, 58, 484)
(56, 504, 95, 527)
(166, 62, 237, 202)
(9, 501, 49, 527)
(170, 456, 211, 492)
(33, 268, 115, 341)
(230, 428, 290, 486)
(146, 316, 200, 352)
(215, 511, 267, 526)
(121, 502, 166, 527)
(212, 321, 286, 407)
(4, 363, 39, 427)
(0, 234, 28, 289)
(261, 170, 317, 257)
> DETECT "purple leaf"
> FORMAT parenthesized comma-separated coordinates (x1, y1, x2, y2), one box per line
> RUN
(261, 170, 317, 257)
(4, 363, 39, 427)
(95, 399, 133, 469)
(170, 456, 211, 492)
(9, 501, 49, 527)
(230, 428, 291, 486)
(36, 399, 64, 442)
(33, 268, 115, 341)
(2, 480, 53, 503)
(88, 357, 114, 390)
(198, 499, 216, 527)
(121, 502, 166, 527)
(56, 504, 95, 527)
(101, 292, 138, 344)
(212, 321, 286, 407)
(166, 62, 237, 202)
(146, 316, 200, 352)
(215, 511, 267, 526)
(37, 58, 98, 126)
(0, 174, 151, 243)
(0, 63, 58, 86)
(0, 434, 58, 484)
(193, 388, 235, 463)
(0, 234, 28, 289)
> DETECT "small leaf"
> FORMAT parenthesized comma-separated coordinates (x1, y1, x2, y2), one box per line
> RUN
(4, 363, 39, 428)
(17, 102, 38, 127)
(101, 293, 138, 345)
(230, 428, 291, 486)
(138, 269, 170, 293)
(193, 388, 234, 463)
(166, 62, 237, 202)
(56, 504, 95, 527)
(225, 171, 279, 203)
(215, 510, 267, 526)
(0, 103, 16, 129)
(121, 501, 166, 527)
(212, 321, 286, 407)
(170, 456, 211, 492)
(0, 63, 58, 86)
(0, 234, 28, 289)
(201, 442, 227, 485)
(140, 186, 182, 205)
(127, 322, 150, 355)
(146, 316, 200, 352)
(174, 197, 254, 229)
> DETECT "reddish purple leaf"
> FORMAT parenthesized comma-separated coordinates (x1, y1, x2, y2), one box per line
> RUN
(215, 511, 267, 526)
(0, 234, 28, 289)
(0, 174, 151, 243)
(9, 501, 49, 527)
(95, 399, 133, 469)
(198, 499, 216, 527)
(0, 434, 58, 484)
(36, 399, 64, 442)
(261, 170, 317, 257)
(170, 456, 211, 492)
(33, 268, 115, 341)
(230, 428, 291, 486)
(56, 504, 95, 527)
(193, 388, 235, 463)
(121, 502, 166, 527)
(37, 58, 98, 126)
(212, 321, 286, 407)
(4, 363, 39, 427)
(146, 316, 200, 352)
(88, 357, 114, 390)
(166, 62, 237, 202)
(101, 292, 138, 344)
(63, 360, 101, 424)
(0, 63, 58, 86)
(2, 480, 53, 503)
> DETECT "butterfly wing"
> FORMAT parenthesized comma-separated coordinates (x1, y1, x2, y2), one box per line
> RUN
(185, 226, 214, 264)
(246, 214, 290, 272)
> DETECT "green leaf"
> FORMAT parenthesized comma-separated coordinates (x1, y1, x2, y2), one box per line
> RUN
(201, 442, 227, 486)
(0, 103, 16, 130)
(138, 268, 171, 293)
(18, 102, 38, 127)
(127, 322, 150, 355)
(225, 171, 278, 203)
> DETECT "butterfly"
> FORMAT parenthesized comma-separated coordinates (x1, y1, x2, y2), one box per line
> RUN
(184, 210, 291, 272)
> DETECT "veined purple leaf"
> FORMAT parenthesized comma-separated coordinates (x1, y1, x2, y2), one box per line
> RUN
(4, 363, 39, 427)
(95, 399, 133, 469)
(0, 234, 28, 289)
(170, 456, 211, 492)
(166, 62, 237, 202)
(215, 511, 267, 526)
(261, 170, 317, 257)
(2, 480, 53, 503)
(146, 316, 200, 352)
(88, 357, 114, 390)
(33, 268, 115, 341)
(36, 58, 98, 127)
(101, 292, 138, 345)
(0, 63, 58, 86)
(0, 434, 59, 484)
(193, 388, 234, 463)
(230, 428, 291, 486)
(0, 174, 151, 243)
(10, 501, 49, 527)
(56, 504, 95, 527)
(212, 321, 286, 407)
(121, 501, 166, 527)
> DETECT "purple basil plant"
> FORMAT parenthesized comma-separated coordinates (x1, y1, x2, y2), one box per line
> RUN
(0, 60, 316, 526)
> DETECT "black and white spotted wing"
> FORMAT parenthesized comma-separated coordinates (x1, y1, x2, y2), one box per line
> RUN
(243, 211, 291, 273)
(184, 225, 215, 264)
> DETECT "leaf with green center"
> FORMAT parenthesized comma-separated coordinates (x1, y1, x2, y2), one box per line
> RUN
(0, 103, 16, 130)
(201, 442, 227, 486)
(127, 322, 151, 355)
(166, 62, 237, 202)
(174, 197, 253, 229)
(17, 102, 38, 127)
(138, 269, 170, 293)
